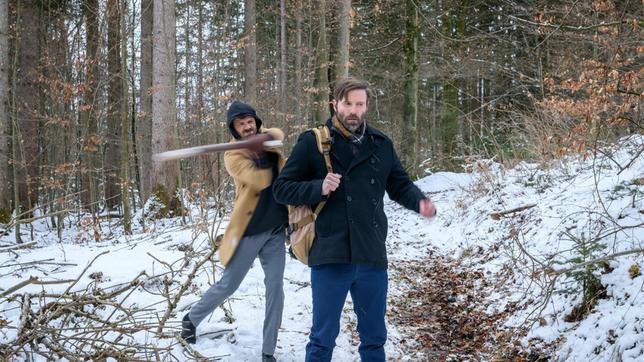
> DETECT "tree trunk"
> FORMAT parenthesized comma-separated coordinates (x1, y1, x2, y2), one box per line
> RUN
(150, 0, 180, 214)
(294, 0, 303, 125)
(105, 0, 122, 210)
(14, 1, 42, 216)
(138, 0, 153, 203)
(244, 0, 257, 105)
(120, 0, 131, 233)
(279, 0, 287, 124)
(80, 0, 99, 214)
(441, 83, 459, 159)
(401, 0, 419, 175)
(42, 6, 71, 234)
(313, 0, 329, 124)
(335, 0, 351, 79)
(0, 0, 9, 222)
(182, 2, 194, 189)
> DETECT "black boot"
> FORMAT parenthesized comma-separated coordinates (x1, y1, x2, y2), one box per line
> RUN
(181, 313, 196, 344)
(262, 353, 276, 362)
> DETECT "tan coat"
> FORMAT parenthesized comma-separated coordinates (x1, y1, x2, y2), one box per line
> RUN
(218, 127, 286, 266)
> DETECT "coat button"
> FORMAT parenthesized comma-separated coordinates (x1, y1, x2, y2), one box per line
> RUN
(347, 196, 352, 202)
(370, 158, 375, 164)
(247, 211, 253, 216)
(255, 193, 260, 197)
(370, 178, 375, 184)
(372, 199, 377, 205)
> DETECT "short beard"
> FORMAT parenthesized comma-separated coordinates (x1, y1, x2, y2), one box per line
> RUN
(339, 115, 363, 133)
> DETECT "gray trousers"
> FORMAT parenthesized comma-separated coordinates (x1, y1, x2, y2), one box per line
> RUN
(188, 226, 286, 355)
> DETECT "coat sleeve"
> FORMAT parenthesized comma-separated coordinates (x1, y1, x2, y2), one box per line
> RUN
(385, 142, 426, 213)
(273, 132, 325, 206)
(224, 150, 273, 191)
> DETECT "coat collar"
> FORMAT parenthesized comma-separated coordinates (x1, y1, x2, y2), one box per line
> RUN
(325, 118, 386, 173)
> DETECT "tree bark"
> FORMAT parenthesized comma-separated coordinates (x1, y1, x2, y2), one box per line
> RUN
(138, 0, 153, 203)
(120, 0, 131, 233)
(335, 0, 351, 79)
(294, 0, 303, 123)
(313, 0, 329, 124)
(150, 0, 180, 211)
(14, 1, 42, 215)
(401, 0, 419, 174)
(105, 0, 123, 210)
(279, 0, 287, 123)
(80, 0, 99, 213)
(0, 0, 10, 221)
(244, 0, 257, 105)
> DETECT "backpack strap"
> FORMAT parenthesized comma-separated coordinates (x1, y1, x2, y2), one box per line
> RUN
(310, 125, 333, 216)
(287, 126, 334, 235)
(311, 125, 333, 173)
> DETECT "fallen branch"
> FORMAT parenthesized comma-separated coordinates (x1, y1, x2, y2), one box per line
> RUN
(5, 209, 76, 230)
(0, 241, 37, 253)
(490, 204, 537, 220)
(1, 276, 76, 298)
(0, 259, 77, 269)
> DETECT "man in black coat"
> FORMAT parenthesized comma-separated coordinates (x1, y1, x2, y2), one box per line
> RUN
(273, 77, 436, 361)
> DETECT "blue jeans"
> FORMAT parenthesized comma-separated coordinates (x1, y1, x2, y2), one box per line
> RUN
(305, 263, 388, 362)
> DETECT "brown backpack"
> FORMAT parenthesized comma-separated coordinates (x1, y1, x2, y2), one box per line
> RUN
(286, 125, 333, 265)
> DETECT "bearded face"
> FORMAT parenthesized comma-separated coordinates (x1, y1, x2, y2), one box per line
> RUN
(333, 89, 368, 132)
(232, 116, 257, 139)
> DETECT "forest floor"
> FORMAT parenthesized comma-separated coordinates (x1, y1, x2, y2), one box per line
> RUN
(388, 251, 549, 361)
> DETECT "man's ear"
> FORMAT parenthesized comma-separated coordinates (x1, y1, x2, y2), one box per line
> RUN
(331, 99, 337, 113)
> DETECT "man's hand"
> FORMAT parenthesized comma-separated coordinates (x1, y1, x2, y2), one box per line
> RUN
(419, 199, 437, 218)
(322, 173, 342, 196)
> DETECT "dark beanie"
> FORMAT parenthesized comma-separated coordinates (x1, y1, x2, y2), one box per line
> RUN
(226, 101, 263, 139)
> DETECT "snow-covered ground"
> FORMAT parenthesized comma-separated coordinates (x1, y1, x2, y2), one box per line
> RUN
(1, 135, 642, 361)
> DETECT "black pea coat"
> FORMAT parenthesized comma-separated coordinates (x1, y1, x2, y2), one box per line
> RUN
(273, 119, 426, 268)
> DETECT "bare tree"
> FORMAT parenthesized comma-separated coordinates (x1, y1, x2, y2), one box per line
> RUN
(120, 0, 131, 233)
(150, 0, 180, 213)
(244, 0, 257, 105)
(80, 0, 100, 214)
(335, 0, 351, 79)
(105, 0, 123, 210)
(279, 0, 287, 124)
(400, 0, 419, 174)
(313, 0, 329, 124)
(14, 1, 42, 216)
(138, 0, 153, 203)
(0, 0, 9, 222)
(294, 0, 304, 122)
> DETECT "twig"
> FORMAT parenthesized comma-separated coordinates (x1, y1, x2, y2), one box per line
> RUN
(63, 250, 110, 294)
(547, 248, 644, 276)
(175, 332, 210, 361)
(507, 14, 628, 31)
(156, 247, 218, 333)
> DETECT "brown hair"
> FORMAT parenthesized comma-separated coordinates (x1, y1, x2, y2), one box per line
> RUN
(332, 77, 372, 103)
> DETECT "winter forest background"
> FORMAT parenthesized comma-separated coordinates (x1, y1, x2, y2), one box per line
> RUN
(0, 0, 642, 361)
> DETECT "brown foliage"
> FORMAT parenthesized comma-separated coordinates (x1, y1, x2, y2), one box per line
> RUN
(389, 252, 550, 361)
